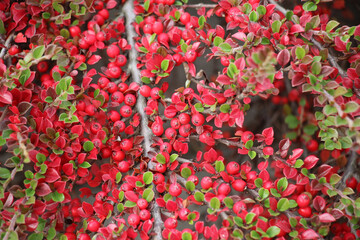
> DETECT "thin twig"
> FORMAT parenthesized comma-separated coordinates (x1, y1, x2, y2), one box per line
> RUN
(0, 33, 14, 59)
(123, 1, 163, 238)
(184, 4, 218, 8)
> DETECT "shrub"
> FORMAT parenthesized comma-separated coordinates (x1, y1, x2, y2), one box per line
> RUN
(0, 0, 360, 239)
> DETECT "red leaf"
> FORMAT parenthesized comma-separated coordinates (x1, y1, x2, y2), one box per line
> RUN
(277, 49, 290, 67)
(166, 200, 177, 212)
(282, 184, 296, 197)
(319, 213, 336, 223)
(0, 90, 13, 104)
(143, 220, 153, 233)
(303, 155, 319, 169)
(82, 202, 94, 215)
(36, 183, 52, 196)
(313, 196, 326, 212)
(125, 191, 139, 202)
(88, 55, 102, 65)
(106, 0, 117, 9)
(290, 24, 304, 34)
(45, 168, 60, 183)
(14, 32, 26, 43)
(302, 229, 319, 239)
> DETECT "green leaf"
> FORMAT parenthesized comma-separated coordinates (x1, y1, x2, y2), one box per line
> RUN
(266, 226, 280, 238)
(215, 160, 225, 172)
(156, 153, 166, 164)
(219, 43, 232, 53)
(210, 197, 220, 210)
(245, 212, 256, 224)
(198, 15, 206, 27)
(344, 101, 359, 113)
(142, 188, 154, 202)
(170, 154, 179, 163)
(223, 197, 234, 208)
(271, 20, 281, 33)
(0, 168, 10, 179)
(339, 136, 352, 149)
(186, 181, 195, 191)
(220, 104, 230, 113)
(250, 231, 261, 239)
(256, 5, 266, 15)
(303, 124, 318, 135)
(277, 177, 288, 192)
(144, 0, 150, 11)
(117, 203, 124, 212)
(143, 172, 153, 185)
(28, 233, 43, 240)
(330, 174, 341, 185)
(47, 227, 56, 240)
(295, 47, 305, 60)
(311, 61, 321, 75)
(294, 159, 304, 168)
(124, 201, 137, 208)
(0, 19, 6, 34)
(254, 178, 263, 188)
(258, 188, 269, 200)
(248, 151, 256, 160)
(277, 198, 290, 212)
(161, 59, 170, 71)
(245, 140, 254, 149)
(19, 69, 31, 86)
(249, 11, 259, 22)
(343, 187, 354, 195)
(181, 168, 192, 178)
(52, 191, 65, 202)
(194, 192, 204, 202)
(33, 46, 45, 59)
(285, 115, 299, 129)
(182, 232, 192, 240)
(326, 20, 340, 32)
(303, 2, 317, 11)
(79, 162, 91, 168)
(83, 141, 94, 152)
(194, 103, 204, 112)
(213, 36, 223, 46)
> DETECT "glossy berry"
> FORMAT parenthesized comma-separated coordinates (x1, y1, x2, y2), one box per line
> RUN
(296, 193, 311, 208)
(346, 177, 358, 189)
(201, 176, 212, 190)
(128, 214, 140, 227)
(118, 161, 130, 173)
(169, 183, 182, 197)
(164, 218, 178, 229)
(241, 131, 254, 143)
(232, 179, 246, 192)
(137, 198, 148, 209)
(139, 209, 151, 221)
(306, 139, 319, 152)
(191, 113, 205, 126)
(226, 161, 240, 175)
(87, 219, 100, 232)
(218, 183, 231, 196)
(107, 45, 120, 58)
(298, 206, 312, 218)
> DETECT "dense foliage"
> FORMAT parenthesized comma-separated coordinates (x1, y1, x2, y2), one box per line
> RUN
(0, 0, 360, 239)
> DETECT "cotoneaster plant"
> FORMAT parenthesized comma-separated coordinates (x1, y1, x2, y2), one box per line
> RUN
(0, 0, 360, 240)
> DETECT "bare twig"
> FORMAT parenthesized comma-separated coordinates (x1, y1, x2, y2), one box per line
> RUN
(184, 4, 218, 8)
(0, 33, 14, 59)
(123, 1, 163, 238)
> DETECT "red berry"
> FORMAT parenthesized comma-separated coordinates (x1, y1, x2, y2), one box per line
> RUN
(156, 163, 166, 173)
(346, 177, 358, 189)
(298, 206, 312, 218)
(150, 87, 161, 99)
(179, 113, 190, 125)
(170, 118, 181, 129)
(164, 218, 178, 229)
(152, 21, 164, 34)
(218, 183, 231, 196)
(191, 113, 205, 126)
(124, 94, 136, 106)
(226, 161, 240, 175)
(306, 139, 318, 152)
(120, 105, 132, 117)
(37, 61, 48, 73)
(184, 49, 197, 63)
(241, 131, 254, 143)
(140, 85, 151, 97)
(118, 161, 130, 173)
(296, 193, 311, 208)
(232, 179, 246, 192)
(139, 209, 151, 221)
(152, 123, 164, 136)
(115, 54, 127, 67)
(153, 173, 165, 185)
(180, 12, 191, 25)
(201, 177, 212, 190)
(78, 233, 91, 240)
(233, 201, 247, 216)
(108, 110, 121, 122)
(120, 139, 133, 151)
(169, 183, 182, 197)
(87, 219, 100, 232)
(137, 199, 148, 209)
(128, 214, 140, 227)
(112, 150, 125, 162)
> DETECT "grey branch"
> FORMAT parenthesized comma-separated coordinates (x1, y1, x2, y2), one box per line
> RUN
(123, 1, 163, 239)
